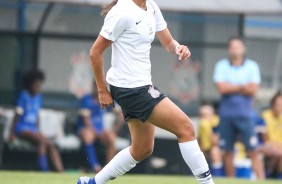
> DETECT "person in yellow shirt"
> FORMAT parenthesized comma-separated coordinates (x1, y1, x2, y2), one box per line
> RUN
(198, 104, 223, 176)
(262, 91, 282, 179)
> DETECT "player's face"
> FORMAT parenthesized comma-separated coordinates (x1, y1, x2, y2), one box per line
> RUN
(31, 80, 43, 94)
(273, 96, 282, 114)
(228, 40, 246, 59)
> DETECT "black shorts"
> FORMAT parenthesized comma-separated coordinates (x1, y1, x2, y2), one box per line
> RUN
(110, 85, 166, 122)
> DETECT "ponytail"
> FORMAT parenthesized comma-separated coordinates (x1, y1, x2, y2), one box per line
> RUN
(101, 0, 118, 16)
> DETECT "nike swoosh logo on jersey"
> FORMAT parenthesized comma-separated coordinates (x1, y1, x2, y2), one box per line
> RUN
(136, 21, 142, 25)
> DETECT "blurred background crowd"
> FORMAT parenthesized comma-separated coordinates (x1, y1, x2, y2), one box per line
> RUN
(0, 0, 282, 181)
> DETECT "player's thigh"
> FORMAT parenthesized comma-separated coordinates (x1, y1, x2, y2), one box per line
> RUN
(218, 117, 236, 152)
(235, 117, 257, 151)
(18, 131, 44, 145)
(258, 143, 281, 157)
(128, 119, 155, 156)
(148, 97, 195, 140)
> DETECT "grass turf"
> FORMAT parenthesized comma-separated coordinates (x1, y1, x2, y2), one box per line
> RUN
(0, 171, 281, 184)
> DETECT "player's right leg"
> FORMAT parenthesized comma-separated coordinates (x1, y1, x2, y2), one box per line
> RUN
(77, 119, 155, 184)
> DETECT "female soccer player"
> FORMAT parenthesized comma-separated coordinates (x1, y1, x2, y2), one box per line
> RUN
(78, 0, 214, 183)
(9, 70, 64, 172)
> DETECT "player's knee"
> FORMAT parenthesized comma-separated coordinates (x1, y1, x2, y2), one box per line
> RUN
(45, 139, 54, 148)
(81, 130, 95, 144)
(131, 145, 154, 161)
(143, 146, 154, 158)
(37, 136, 45, 144)
(247, 150, 258, 158)
(176, 116, 195, 142)
(224, 151, 233, 159)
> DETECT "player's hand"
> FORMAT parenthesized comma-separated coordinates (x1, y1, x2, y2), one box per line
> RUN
(98, 90, 115, 109)
(9, 133, 15, 143)
(176, 45, 191, 60)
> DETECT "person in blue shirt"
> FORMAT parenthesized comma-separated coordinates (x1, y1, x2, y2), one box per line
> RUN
(213, 36, 265, 179)
(77, 81, 123, 173)
(9, 70, 64, 172)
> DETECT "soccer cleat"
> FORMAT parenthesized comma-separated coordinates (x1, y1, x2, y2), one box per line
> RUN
(77, 177, 96, 184)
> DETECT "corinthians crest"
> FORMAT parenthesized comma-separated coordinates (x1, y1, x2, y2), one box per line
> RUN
(148, 86, 160, 98)
(69, 51, 93, 98)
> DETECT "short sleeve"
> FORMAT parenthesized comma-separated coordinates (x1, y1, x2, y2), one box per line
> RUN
(16, 92, 25, 115)
(248, 62, 261, 84)
(213, 61, 226, 83)
(100, 12, 130, 42)
(151, 1, 167, 32)
(79, 96, 91, 117)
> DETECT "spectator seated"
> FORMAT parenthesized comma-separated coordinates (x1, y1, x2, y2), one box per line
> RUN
(3, 108, 80, 151)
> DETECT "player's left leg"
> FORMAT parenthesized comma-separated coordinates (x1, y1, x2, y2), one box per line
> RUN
(100, 130, 117, 163)
(148, 97, 214, 184)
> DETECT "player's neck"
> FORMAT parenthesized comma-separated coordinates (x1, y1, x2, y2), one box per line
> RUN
(230, 57, 244, 66)
(28, 90, 37, 97)
(132, 0, 147, 10)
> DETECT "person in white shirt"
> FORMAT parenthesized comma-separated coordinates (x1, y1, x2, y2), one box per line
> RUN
(77, 0, 214, 184)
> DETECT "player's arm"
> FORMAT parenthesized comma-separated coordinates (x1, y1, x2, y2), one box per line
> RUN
(80, 96, 95, 129)
(81, 111, 97, 134)
(211, 125, 220, 146)
(82, 116, 93, 128)
(240, 83, 259, 96)
(156, 28, 191, 60)
(211, 134, 220, 146)
(240, 62, 260, 96)
(215, 82, 241, 95)
(261, 131, 269, 143)
(90, 35, 114, 109)
(9, 109, 21, 143)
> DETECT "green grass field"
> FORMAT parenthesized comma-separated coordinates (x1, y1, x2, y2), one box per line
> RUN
(0, 171, 281, 184)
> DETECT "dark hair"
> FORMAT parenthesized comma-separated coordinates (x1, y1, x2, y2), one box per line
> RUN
(22, 70, 45, 91)
(101, 0, 118, 16)
(227, 36, 245, 47)
(270, 90, 282, 107)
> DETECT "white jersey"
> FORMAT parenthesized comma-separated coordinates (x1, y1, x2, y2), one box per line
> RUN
(100, 0, 167, 88)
